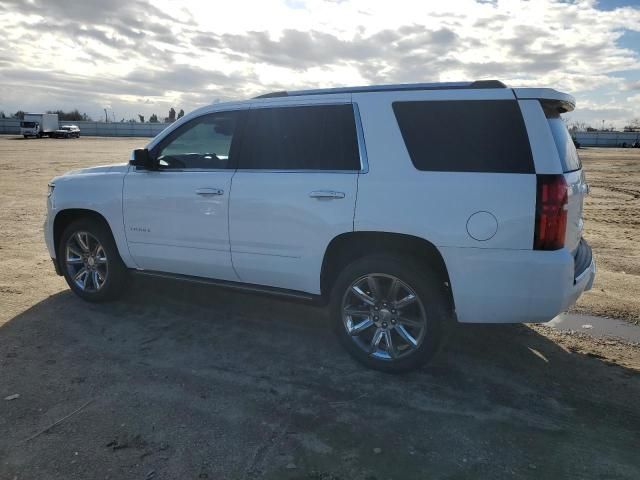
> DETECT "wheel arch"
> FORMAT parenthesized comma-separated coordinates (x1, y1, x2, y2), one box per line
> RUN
(320, 231, 455, 311)
(53, 209, 116, 268)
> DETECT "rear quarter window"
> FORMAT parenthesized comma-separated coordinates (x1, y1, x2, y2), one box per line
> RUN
(546, 114, 581, 173)
(392, 100, 534, 173)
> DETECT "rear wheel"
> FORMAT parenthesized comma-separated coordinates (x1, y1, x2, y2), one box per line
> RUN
(58, 218, 127, 302)
(330, 255, 448, 372)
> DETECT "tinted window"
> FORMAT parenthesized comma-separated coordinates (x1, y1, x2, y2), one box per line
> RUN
(155, 111, 240, 170)
(546, 114, 581, 172)
(392, 100, 534, 173)
(238, 104, 360, 170)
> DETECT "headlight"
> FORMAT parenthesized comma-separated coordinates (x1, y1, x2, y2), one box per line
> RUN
(47, 182, 55, 197)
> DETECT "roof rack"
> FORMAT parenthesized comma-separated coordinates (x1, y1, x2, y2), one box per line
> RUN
(253, 80, 506, 99)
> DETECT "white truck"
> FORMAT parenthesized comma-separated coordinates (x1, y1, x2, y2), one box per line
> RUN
(20, 113, 59, 138)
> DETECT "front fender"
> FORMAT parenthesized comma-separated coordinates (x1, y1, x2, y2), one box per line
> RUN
(48, 171, 137, 269)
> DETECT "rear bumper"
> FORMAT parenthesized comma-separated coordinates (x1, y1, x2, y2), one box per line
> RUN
(440, 241, 596, 324)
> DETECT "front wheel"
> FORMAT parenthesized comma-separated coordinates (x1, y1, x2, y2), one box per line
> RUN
(330, 255, 448, 372)
(58, 218, 128, 302)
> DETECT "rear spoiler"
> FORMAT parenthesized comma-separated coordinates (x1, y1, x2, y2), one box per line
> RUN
(513, 88, 575, 113)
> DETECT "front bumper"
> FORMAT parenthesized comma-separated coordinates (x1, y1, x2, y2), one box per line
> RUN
(44, 195, 57, 268)
(51, 258, 62, 276)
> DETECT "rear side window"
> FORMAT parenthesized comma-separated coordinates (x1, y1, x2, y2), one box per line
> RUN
(238, 104, 360, 170)
(546, 113, 581, 172)
(392, 100, 534, 173)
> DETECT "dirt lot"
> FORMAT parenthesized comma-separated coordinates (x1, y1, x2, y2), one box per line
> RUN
(1, 136, 639, 479)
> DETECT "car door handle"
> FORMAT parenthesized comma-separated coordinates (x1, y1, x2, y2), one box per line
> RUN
(309, 190, 345, 199)
(196, 188, 224, 196)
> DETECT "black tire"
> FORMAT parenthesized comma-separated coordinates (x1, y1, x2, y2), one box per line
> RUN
(330, 254, 449, 373)
(58, 218, 128, 302)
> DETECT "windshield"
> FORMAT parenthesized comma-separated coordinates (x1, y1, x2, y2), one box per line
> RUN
(21, 121, 36, 128)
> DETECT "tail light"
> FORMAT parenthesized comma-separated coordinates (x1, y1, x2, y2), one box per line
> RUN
(534, 174, 568, 250)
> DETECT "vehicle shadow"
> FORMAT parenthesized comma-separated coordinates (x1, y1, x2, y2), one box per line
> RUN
(1, 277, 639, 480)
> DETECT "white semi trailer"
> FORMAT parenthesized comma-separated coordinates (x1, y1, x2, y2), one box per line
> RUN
(20, 113, 59, 138)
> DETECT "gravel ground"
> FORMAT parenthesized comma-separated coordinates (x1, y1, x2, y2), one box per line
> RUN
(0, 136, 639, 479)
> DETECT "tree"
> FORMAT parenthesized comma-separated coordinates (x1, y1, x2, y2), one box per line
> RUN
(138, 114, 145, 123)
(177, 109, 184, 119)
(568, 121, 589, 133)
(47, 109, 89, 121)
(623, 118, 640, 132)
(0, 111, 5, 119)
(13, 111, 25, 120)
(168, 107, 176, 123)
(149, 114, 159, 123)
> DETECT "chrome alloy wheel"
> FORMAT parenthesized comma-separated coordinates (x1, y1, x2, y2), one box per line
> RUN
(65, 231, 108, 292)
(341, 274, 427, 360)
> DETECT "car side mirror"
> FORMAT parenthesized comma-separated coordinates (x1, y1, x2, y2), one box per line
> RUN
(130, 148, 157, 170)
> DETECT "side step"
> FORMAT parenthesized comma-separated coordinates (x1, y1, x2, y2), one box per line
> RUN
(131, 269, 320, 303)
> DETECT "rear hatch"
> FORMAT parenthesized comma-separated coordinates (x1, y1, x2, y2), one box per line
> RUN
(543, 103, 587, 255)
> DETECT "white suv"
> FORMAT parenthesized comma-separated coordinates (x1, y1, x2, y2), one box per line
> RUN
(44, 80, 595, 372)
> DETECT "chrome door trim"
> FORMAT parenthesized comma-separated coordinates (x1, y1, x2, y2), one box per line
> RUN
(309, 190, 346, 199)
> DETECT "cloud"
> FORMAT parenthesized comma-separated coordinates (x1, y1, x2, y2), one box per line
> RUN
(0, 0, 638, 126)
(626, 79, 640, 90)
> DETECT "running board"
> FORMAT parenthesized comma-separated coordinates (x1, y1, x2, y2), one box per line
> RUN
(131, 269, 320, 302)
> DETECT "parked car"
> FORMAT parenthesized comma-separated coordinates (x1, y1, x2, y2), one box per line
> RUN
(52, 125, 81, 138)
(44, 80, 595, 372)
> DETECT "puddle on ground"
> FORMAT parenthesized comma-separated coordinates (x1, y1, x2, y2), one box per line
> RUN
(547, 313, 640, 343)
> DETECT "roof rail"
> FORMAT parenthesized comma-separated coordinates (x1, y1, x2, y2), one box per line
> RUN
(253, 80, 507, 99)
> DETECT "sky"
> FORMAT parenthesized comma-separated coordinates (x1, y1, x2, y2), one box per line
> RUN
(0, 0, 639, 128)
